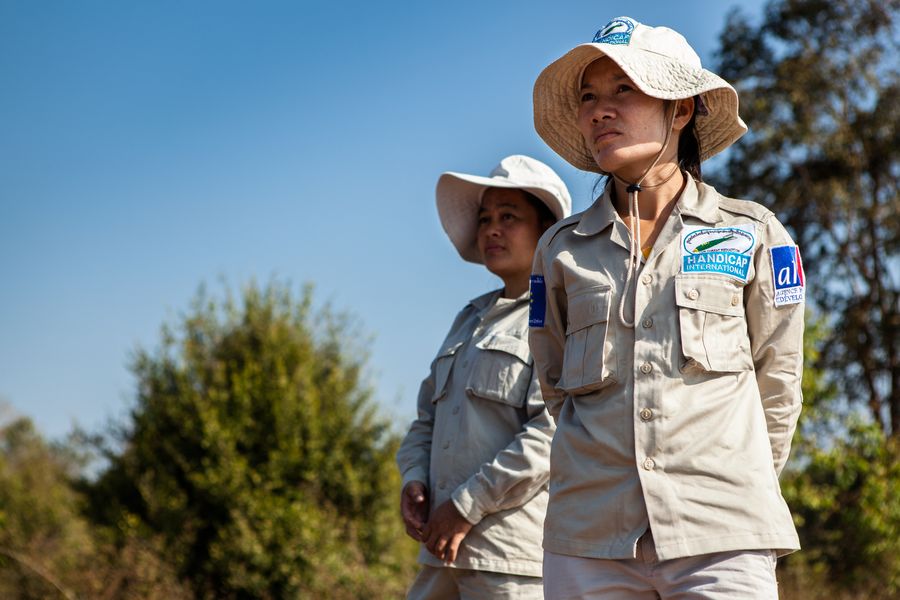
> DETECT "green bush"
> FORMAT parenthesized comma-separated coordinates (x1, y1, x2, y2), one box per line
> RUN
(87, 281, 417, 598)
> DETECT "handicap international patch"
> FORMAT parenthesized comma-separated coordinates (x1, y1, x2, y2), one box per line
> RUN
(592, 17, 636, 45)
(681, 224, 756, 282)
(770, 245, 805, 306)
(529, 275, 546, 327)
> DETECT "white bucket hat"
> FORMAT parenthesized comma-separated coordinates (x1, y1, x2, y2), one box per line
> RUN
(533, 16, 748, 173)
(436, 154, 572, 263)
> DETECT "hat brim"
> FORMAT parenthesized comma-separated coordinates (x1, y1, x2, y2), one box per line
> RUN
(534, 43, 748, 173)
(436, 172, 567, 264)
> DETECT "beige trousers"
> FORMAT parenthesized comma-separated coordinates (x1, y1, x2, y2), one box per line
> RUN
(543, 531, 778, 599)
(407, 565, 543, 600)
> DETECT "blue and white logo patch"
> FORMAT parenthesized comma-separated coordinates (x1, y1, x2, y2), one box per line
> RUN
(770, 245, 805, 306)
(592, 17, 636, 45)
(680, 224, 756, 282)
(529, 275, 546, 327)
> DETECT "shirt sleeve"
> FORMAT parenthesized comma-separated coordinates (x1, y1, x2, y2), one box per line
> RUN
(528, 236, 569, 421)
(450, 368, 555, 525)
(395, 361, 436, 490)
(745, 215, 805, 476)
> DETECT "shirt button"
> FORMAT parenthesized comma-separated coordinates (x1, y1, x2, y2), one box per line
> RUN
(642, 318, 653, 329)
(731, 295, 740, 306)
(640, 362, 653, 374)
(461, 360, 469, 369)
(641, 274, 653, 285)
(640, 408, 653, 421)
(452, 406, 460, 415)
(439, 481, 446, 490)
(442, 441, 450, 449)
(688, 288, 700, 300)
(642, 458, 656, 471)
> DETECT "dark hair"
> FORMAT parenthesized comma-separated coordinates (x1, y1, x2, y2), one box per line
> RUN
(677, 97, 702, 181)
(522, 191, 558, 232)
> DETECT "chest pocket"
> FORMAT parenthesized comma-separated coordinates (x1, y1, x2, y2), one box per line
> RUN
(675, 275, 753, 372)
(430, 342, 462, 403)
(465, 334, 532, 408)
(559, 286, 618, 395)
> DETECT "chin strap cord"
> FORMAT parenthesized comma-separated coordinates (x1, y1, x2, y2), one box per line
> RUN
(615, 104, 680, 329)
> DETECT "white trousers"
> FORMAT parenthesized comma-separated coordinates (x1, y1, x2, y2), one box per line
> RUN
(407, 565, 544, 600)
(543, 533, 778, 599)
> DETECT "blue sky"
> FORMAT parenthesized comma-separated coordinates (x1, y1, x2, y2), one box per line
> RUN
(0, 0, 766, 439)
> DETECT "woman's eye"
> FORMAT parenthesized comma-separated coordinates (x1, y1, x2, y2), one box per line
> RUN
(580, 92, 595, 102)
(616, 84, 632, 94)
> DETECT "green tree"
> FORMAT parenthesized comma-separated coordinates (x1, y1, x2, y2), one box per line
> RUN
(87, 281, 416, 599)
(714, 0, 900, 436)
(779, 318, 900, 598)
(0, 415, 88, 599)
(0, 411, 188, 600)
(713, 3, 900, 594)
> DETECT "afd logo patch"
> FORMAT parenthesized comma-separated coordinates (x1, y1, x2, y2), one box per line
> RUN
(770, 245, 805, 306)
(529, 275, 546, 327)
(592, 17, 636, 45)
(681, 224, 756, 282)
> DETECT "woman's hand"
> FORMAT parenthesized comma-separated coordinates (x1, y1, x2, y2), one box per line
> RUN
(422, 499, 474, 563)
(400, 481, 429, 541)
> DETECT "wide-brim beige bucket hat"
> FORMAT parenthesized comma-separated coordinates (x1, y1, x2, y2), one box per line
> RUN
(534, 16, 748, 173)
(436, 154, 572, 263)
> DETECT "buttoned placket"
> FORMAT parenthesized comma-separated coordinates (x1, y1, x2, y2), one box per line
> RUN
(433, 339, 472, 497)
(434, 302, 495, 500)
(629, 205, 689, 506)
(633, 257, 659, 478)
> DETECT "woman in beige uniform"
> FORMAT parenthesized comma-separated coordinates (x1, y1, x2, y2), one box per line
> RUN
(528, 16, 805, 599)
(397, 155, 571, 599)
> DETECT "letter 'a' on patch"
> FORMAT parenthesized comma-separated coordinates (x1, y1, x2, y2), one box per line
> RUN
(770, 245, 805, 307)
(529, 275, 546, 327)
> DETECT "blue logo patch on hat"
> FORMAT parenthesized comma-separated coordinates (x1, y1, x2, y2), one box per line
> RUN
(592, 17, 636, 45)
(770, 245, 805, 306)
(529, 275, 546, 327)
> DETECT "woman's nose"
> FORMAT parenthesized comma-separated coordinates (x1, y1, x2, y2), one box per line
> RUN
(483, 219, 502, 236)
(590, 101, 614, 124)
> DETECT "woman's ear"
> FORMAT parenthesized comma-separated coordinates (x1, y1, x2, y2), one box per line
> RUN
(672, 97, 695, 132)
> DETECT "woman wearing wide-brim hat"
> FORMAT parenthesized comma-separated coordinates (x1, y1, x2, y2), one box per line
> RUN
(397, 155, 571, 599)
(528, 16, 805, 598)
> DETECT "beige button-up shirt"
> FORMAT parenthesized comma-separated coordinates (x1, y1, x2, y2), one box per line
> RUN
(529, 177, 802, 561)
(397, 290, 554, 576)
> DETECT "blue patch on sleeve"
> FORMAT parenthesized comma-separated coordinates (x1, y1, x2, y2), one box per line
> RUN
(770, 245, 805, 306)
(529, 275, 546, 327)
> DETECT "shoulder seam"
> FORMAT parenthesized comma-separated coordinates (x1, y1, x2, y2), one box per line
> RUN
(717, 195, 774, 224)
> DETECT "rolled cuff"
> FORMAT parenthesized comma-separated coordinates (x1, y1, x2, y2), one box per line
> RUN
(451, 480, 491, 526)
(402, 467, 429, 490)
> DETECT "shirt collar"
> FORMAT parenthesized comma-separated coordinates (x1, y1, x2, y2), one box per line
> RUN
(573, 183, 617, 237)
(469, 289, 499, 312)
(677, 177, 722, 225)
(469, 288, 528, 314)
(572, 176, 722, 239)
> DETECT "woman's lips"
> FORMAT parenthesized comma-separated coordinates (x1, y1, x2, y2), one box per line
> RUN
(594, 130, 620, 144)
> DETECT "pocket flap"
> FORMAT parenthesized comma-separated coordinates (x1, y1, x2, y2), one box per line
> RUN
(675, 275, 745, 316)
(475, 334, 531, 363)
(436, 341, 463, 359)
(467, 334, 531, 407)
(566, 287, 611, 335)
(430, 341, 462, 403)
